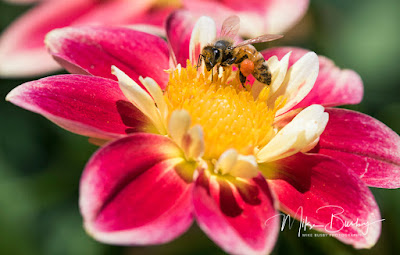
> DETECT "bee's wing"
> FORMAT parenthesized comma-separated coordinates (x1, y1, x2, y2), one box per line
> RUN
(235, 34, 283, 48)
(219, 15, 240, 39)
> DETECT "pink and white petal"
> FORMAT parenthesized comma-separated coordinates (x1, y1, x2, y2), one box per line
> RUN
(46, 26, 170, 89)
(0, 0, 164, 77)
(257, 105, 328, 163)
(267, 153, 381, 248)
(295, 57, 363, 108)
(193, 172, 279, 255)
(184, 125, 205, 159)
(125, 24, 165, 38)
(140, 77, 168, 121)
(220, 0, 309, 35)
(72, 0, 154, 25)
(182, 1, 237, 35)
(269, 52, 290, 94)
(262, 47, 364, 108)
(168, 110, 192, 148)
(6, 75, 155, 140)
(189, 16, 217, 65)
(270, 51, 319, 116)
(0, 0, 95, 77)
(315, 108, 400, 188)
(166, 10, 196, 67)
(80, 134, 194, 245)
(128, 5, 177, 30)
(112, 66, 167, 135)
(184, 0, 309, 36)
(258, 0, 309, 34)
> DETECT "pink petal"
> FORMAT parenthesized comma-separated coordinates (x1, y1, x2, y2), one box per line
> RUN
(268, 153, 381, 248)
(80, 134, 194, 245)
(127, 5, 176, 28)
(262, 47, 363, 108)
(216, 0, 269, 12)
(193, 172, 279, 255)
(257, 0, 309, 34)
(315, 108, 400, 188)
(46, 26, 170, 89)
(183, 0, 309, 36)
(182, 1, 235, 34)
(6, 75, 154, 140)
(0, 0, 96, 77)
(166, 10, 196, 67)
(0, 0, 167, 77)
(72, 0, 155, 25)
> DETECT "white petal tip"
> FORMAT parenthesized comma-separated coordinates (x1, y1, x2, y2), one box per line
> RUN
(110, 65, 119, 75)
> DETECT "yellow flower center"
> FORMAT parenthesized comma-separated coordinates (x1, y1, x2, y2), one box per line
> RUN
(165, 62, 284, 159)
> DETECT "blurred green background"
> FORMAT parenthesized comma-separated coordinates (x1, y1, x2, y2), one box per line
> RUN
(1, 0, 399, 254)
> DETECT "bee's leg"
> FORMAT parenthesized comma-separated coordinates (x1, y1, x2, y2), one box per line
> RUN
(234, 54, 249, 64)
(221, 56, 236, 66)
(239, 70, 247, 88)
(253, 61, 271, 85)
(235, 55, 250, 89)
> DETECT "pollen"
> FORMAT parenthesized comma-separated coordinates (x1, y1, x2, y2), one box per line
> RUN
(165, 62, 283, 159)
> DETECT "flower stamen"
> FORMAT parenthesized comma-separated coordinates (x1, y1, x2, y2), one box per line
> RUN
(165, 62, 283, 159)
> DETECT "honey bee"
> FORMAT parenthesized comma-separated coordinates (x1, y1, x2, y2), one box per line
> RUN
(198, 15, 283, 86)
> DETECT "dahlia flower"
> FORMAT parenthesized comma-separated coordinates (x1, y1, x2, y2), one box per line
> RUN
(6, 12, 400, 255)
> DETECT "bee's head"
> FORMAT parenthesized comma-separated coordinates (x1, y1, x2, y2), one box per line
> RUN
(201, 46, 222, 71)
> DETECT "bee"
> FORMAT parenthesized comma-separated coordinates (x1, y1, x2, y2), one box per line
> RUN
(198, 15, 283, 86)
